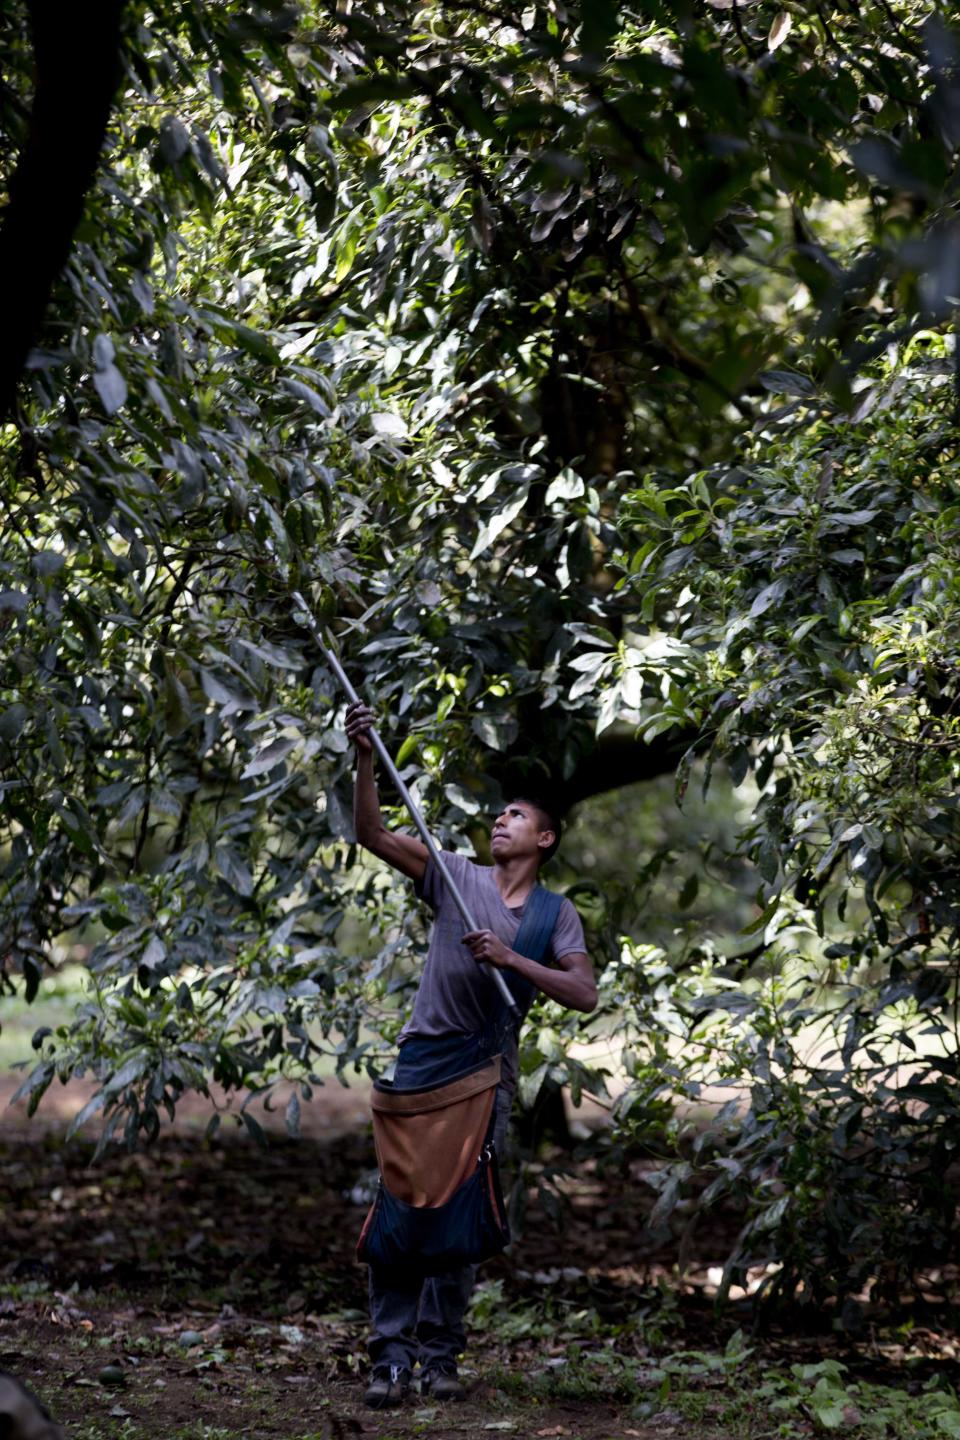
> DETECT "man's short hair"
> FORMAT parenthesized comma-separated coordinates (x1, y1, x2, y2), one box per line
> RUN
(509, 796, 562, 864)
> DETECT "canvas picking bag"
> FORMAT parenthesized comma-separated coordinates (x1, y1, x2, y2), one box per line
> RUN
(356, 1053, 508, 1273)
(356, 884, 564, 1273)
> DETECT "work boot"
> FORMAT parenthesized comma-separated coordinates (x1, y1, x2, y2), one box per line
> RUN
(363, 1363, 411, 1409)
(419, 1363, 466, 1402)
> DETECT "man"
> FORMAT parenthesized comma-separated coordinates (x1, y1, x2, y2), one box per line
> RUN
(346, 701, 596, 1409)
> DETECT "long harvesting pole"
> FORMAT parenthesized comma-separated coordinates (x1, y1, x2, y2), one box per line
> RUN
(291, 590, 521, 1021)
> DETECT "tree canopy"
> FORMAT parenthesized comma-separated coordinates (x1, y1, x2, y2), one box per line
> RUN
(2, 0, 960, 1308)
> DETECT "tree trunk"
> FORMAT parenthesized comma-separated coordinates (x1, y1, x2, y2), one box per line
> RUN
(0, 0, 127, 420)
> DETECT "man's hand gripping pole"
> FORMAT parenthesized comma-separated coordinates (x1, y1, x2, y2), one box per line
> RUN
(291, 590, 521, 1023)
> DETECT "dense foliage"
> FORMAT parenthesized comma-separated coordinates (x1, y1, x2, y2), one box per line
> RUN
(598, 342, 960, 1311)
(2, 0, 960, 1310)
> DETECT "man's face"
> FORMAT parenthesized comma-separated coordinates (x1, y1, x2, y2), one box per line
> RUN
(491, 801, 552, 862)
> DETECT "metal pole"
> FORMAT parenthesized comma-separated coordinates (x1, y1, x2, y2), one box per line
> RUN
(292, 591, 520, 1020)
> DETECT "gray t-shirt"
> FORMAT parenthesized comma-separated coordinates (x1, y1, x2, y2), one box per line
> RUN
(398, 852, 587, 1090)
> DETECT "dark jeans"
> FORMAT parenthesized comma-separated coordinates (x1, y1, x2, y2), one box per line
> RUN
(367, 1083, 512, 1374)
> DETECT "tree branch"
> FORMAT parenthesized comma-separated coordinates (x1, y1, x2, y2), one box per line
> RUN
(494, 725, 695, 814)
(558, 726, 694, 811)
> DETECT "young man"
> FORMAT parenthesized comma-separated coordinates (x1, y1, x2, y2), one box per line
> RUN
(346, 701, 596, 1409)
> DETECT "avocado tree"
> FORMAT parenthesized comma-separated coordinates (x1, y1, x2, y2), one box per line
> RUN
(567, 337, 960, 1310)
(1, 0, 959, 1266)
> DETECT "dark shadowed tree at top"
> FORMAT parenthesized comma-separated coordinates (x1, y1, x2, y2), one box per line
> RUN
(0, 1, 128, 419)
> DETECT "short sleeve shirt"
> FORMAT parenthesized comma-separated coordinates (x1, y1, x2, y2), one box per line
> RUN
(398, 853, 587, 1090)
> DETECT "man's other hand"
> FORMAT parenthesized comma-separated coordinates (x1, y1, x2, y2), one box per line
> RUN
(462, 930, 512, 969)
(346, 701, 376, 755)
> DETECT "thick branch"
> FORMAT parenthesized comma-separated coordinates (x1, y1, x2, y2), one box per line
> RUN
(0, 0, 127, 420)
(558, 726, 694, 811)
(495, 725, 696, 814)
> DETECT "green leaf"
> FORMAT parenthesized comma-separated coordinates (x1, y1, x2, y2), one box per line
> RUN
(740, 893, 781, 936)
(828, 508, 878, 527)
(66, 1090, 107, 1140)
(396, 733, 420, 765)
(749, 578, 789, 618)
(158, 114, 190, 163)
(934, 1410, 960, 1438)
(216, 848, 254, 896)
(93, 364, 127, 415)
(242, 1110, 268, 1148)
(546, 468, 585, 503)
(0, 704, 27, 741)
(812, 1400, 846, 1429)
(197, 308, 281, 363)
(767, 11, 792, 51)
(830, 549, 863, 565)
(285, 1091, 301, 1139)
(283, 377, 331, 416)
(370, 411, 408, 438)
(31, 551, 65, 578)
(792, 615, 825, 642)
(105, 1052, 150, 1096)
(241, 736, 298, 779)
(201, 672, 257, 712)
(471, 714, 519, 750)
(642, 713, 680, 741)
(444, 783, 480, 815)
(470, 492, 529, 558)
(758, 370, 815, 396)
(334, 231, 358, 284)
(10, 1062, 54, 1107)
(678, 873, 699, 909)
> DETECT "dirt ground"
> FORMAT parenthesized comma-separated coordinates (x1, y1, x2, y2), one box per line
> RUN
(2, 1077, 958, 1440)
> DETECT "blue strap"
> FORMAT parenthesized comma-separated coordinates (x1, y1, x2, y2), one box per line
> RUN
(501, 885, 563, 1014)
(514, 885, 563, 963)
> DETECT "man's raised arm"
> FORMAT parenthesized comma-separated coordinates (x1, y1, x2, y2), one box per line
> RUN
(345, 702, 429, 884)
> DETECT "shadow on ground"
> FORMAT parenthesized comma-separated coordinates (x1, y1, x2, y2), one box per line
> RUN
(3, 1080, 960, 1439)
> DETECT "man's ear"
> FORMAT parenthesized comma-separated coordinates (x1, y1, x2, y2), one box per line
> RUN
(537, 828, 555, 851)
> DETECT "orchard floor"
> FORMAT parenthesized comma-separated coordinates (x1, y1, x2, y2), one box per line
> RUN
(2, 1077, 960, 1440)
